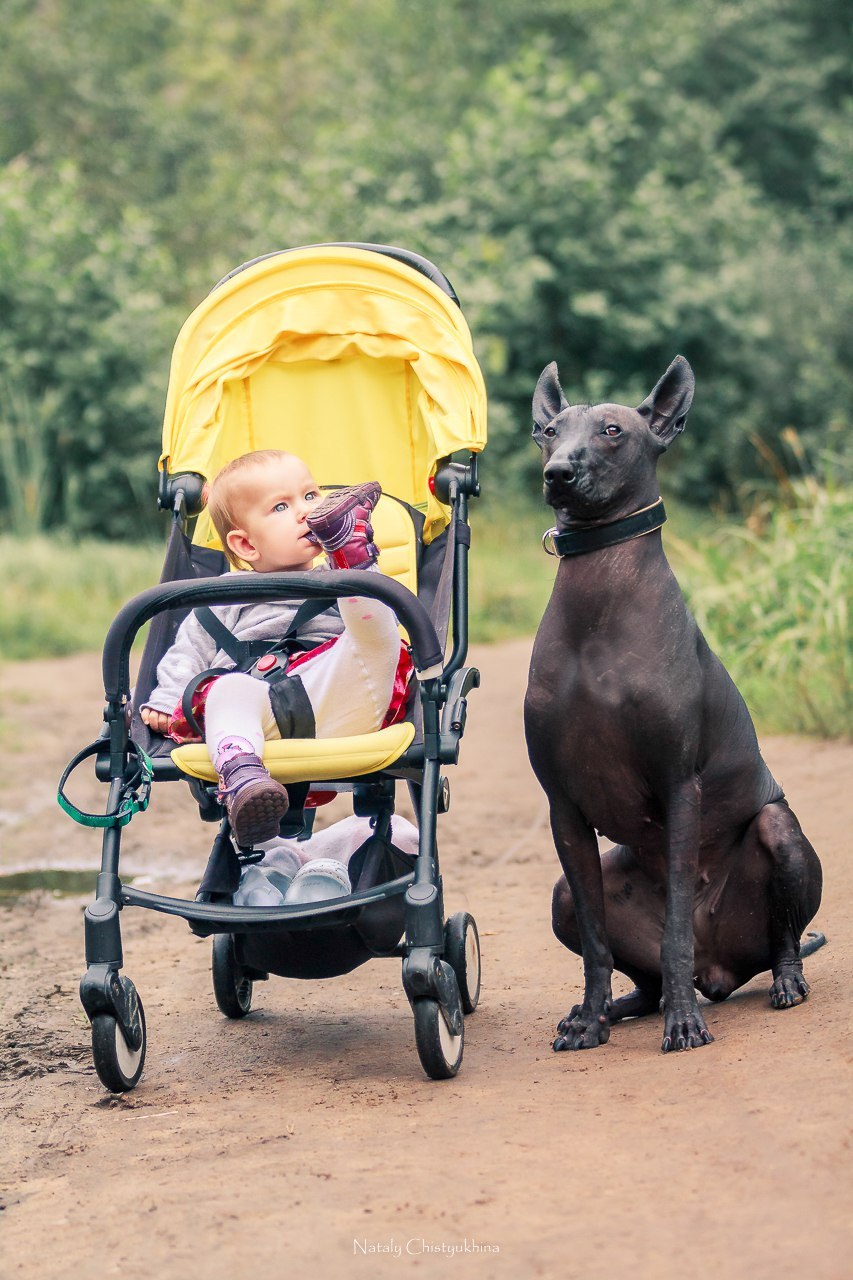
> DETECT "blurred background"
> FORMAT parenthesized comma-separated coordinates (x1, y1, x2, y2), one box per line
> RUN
(0, 0, 849, 735)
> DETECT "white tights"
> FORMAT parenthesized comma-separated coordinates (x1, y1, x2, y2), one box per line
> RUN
(204, 585, 402, 766)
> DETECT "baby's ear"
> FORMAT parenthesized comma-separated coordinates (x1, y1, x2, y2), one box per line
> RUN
(225, 528, 259, 564)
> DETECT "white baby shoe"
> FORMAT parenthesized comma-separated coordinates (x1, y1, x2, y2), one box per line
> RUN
(234, 865, 288, 907)
(283, 858, 352, 905)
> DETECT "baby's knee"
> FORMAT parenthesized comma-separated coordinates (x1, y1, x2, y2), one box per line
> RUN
(206, 671, 267, 710)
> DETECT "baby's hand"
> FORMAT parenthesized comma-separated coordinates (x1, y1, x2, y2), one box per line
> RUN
(140, 706, 172, 736)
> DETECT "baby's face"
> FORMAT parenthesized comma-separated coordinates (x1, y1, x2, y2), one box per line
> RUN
(227, 456, 322, 572)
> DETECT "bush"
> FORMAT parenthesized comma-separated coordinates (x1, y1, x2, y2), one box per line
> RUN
(0, 162, 179, 539)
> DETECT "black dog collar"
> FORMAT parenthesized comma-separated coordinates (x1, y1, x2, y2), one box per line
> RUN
(542, 498, 667, 558)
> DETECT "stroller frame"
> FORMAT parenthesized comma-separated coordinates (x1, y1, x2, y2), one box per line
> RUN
(72, 244, 486, 1089)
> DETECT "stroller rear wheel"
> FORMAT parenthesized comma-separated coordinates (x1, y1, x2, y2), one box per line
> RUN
(413, 990, 464, 1080)
(444, 912, 481, 1014)
(91, 993, 147, 1092)
(212, 933, 253, 1018)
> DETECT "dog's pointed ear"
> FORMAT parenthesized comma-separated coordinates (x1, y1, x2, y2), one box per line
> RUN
(637, 356, 695, 449)
(533, 361, 568, 429)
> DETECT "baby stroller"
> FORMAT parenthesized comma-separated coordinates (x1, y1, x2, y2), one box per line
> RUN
(59, 243, 487, 1090)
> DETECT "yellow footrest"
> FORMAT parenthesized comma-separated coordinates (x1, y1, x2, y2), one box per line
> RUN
(171, 722, 416, 785)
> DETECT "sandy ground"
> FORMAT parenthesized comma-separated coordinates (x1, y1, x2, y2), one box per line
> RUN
(0, 638, 851, 1280)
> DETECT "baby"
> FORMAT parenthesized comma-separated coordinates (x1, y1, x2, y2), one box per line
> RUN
(140, 450, 407, 852)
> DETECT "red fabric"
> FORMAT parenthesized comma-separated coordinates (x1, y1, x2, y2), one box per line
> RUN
(381, 642, 415, 727)
(164, 641, 414, 744)
(166, 676, 217, 745)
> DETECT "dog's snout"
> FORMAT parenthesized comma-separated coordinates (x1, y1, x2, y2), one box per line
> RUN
(544, 458, 577, 487)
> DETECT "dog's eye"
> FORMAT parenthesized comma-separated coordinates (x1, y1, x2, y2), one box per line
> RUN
(542, 426, 557, 438)
(603, 424, 621, 437)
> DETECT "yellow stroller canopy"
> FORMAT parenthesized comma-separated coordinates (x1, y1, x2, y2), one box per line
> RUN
(160, 245, 488, 546)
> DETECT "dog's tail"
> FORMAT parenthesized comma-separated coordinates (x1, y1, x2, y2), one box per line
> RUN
(800, 930, 827, 957)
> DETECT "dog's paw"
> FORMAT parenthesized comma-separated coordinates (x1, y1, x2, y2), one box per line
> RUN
(553, 1000, 611, 1051)
(769, 966, 810, 1009)
(661, 1006, 714, 1052)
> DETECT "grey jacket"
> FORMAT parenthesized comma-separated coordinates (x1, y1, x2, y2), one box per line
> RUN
(143, 569, 343, 716)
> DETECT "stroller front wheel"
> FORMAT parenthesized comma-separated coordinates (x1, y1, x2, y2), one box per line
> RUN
(91, 996, 147, 1093)
(413, 995, 464, 1080)
(212, 933, 253, 1018)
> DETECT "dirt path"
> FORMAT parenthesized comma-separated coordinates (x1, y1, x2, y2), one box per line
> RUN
(1, 640, 850, 1280)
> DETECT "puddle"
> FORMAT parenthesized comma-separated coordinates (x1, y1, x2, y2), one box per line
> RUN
(0, 869, 130, 900)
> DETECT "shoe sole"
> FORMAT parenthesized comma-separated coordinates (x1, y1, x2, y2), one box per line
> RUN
(308, 482, 381, 529)
(229, 781, 290, 847)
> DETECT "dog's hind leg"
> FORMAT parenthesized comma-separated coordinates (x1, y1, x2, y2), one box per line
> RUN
(757, 801, 823, 1009)
(701, 801, 823, 1009)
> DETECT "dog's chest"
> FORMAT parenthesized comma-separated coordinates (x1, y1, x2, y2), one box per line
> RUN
(526, 614, 691, 841)
(527, 677, 661, 837)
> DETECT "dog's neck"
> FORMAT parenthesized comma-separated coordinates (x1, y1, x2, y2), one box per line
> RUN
(544, 528, 684, 649)
(544, 498, 666, 559)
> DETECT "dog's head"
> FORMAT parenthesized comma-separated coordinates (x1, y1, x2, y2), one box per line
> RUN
(532, 357, 694, 520)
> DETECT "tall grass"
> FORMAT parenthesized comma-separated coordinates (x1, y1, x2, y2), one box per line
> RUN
(0, 383, 54, 536)
(0, 536, 163, 659)
(671, 469, 851, 738)
(469, 499, 557, 641)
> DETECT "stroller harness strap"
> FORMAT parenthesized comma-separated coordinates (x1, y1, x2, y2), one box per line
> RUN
(179, 598, 333, 738)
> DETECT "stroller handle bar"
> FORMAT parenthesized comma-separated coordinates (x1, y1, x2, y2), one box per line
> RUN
(102, 571, 444, 705)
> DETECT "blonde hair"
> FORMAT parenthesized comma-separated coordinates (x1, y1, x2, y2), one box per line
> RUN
(205, 450, 302, 568)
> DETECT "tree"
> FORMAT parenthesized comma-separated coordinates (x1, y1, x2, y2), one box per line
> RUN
(0, 0, 849, 533)
(0, 160, 178, 536)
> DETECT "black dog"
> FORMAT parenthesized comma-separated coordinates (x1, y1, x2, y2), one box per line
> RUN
(524, 356, 823, 1052)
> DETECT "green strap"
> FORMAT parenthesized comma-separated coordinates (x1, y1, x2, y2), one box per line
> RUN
(57, 740, 153, 829)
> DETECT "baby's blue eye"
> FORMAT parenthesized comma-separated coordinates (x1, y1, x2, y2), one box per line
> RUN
(305, 491, 319, 501)
(273, 501, 288, 512)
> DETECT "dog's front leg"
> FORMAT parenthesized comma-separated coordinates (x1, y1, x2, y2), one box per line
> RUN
(549, 800, 614, 1051)
(660, 775, 714, 1052)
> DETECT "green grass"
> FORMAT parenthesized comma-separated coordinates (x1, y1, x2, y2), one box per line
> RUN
(2, 481, 849, 738)
(0, 535, 164, 659)
(670, 478, 851, 738)
(468, 500, 557, 641)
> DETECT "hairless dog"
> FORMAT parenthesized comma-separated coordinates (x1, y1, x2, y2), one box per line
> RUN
(524, 356, 823, 1053)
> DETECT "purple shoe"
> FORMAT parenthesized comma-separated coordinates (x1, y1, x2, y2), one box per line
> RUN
(217, 752, 289, 847)
(306, 482, 381, 570)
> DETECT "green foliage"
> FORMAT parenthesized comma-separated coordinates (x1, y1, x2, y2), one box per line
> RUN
(469, 499, 557, 642)
(672, 466, 852, 738)
(0, 535, 163, 659)
(0, 161, 180, 537)
(0, 380, 53, 536)
(389, 34, 850, 505)
(0, 0, 849, 537)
